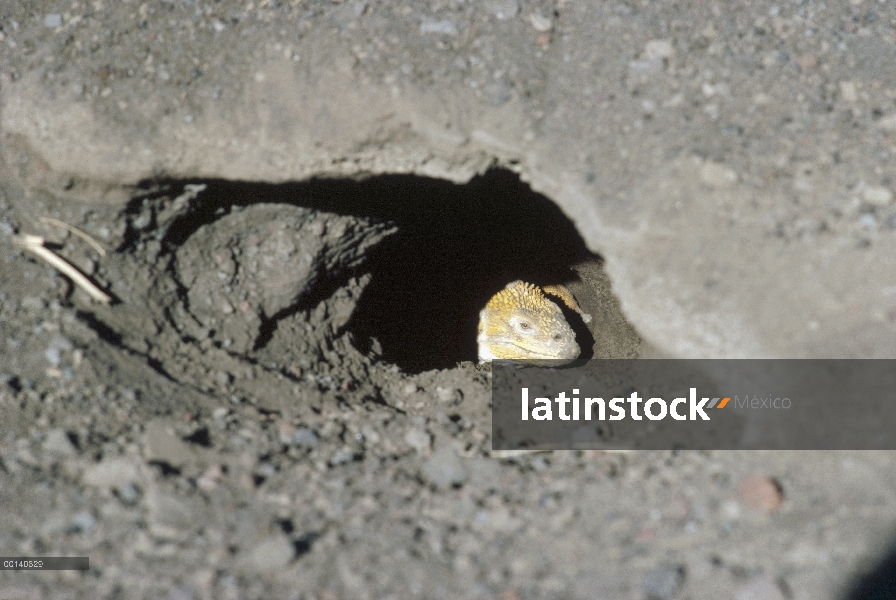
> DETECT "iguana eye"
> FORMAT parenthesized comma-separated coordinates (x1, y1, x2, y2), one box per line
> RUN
(519, 322, 530, 330)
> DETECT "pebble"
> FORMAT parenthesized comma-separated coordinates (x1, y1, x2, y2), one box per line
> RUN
(70, 511, 97, 533)
(643, 564, 684, 600)
(404, 428, 431, 452)
(435, 386, 461, 403)
(421, 446, 468, 488)
(527, 13, 553, 32)
(44, 14, 62, 28)
(420, 20, 458, 36)
(117, 482, 141, 505)
(862, 185, 893, 207)
(143, 419, 198, 469)
(248, 534, 294, 571)
(878, 114, 896, 132)
(735, 577, 786, 600)
(145, 490, 198, 541)
(486, 0, 519, 20)
(739, 474, 783, 513)
(329, 448, 355, 465)
(291, 427, 319, 447)
(82, 457, 140, 490)
(795, 53, 818, 70)
(42, 429, 77, 455)
(699, 161, 739, 189)
(839, 81, 858, 103)
(0, 217, 15, 235)
(644, 39, 674, 61)
(44, 335, 73, 366)
(196, 464, 224, 491)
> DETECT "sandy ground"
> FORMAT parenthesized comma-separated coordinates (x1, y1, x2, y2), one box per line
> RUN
(1, 0, 896, 598)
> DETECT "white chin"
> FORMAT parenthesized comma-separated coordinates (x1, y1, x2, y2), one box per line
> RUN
(477, 344, 499, 362)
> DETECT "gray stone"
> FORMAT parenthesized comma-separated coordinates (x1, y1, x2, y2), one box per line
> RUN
(143, 419, 197, 469)
(643, 564, 684, 600)
(42, 429, 76, 455)
(144, 489, 198, 541)
(404, 428, 431, 452)
(485, 0, 519, 20)
(291, 428, 319, 447)
(735, 577, 786, 600)
(70, 511, 96, 533)
(421, 446, 468, 488)
(247, 534, 294, 571)
(82, 457, 140, 489)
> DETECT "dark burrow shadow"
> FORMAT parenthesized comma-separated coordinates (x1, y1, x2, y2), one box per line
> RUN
(138, 169, 597, 373)
(843, 538, 896, 600)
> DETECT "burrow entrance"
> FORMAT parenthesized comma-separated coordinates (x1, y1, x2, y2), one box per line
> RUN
(135, 169, 599, 374)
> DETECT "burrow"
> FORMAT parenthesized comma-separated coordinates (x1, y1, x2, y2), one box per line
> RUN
(102, 169, 641, 383)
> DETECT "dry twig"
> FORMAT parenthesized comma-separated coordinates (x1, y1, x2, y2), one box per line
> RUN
(12, 234, 112, 304)
(38, 217, 107, 256)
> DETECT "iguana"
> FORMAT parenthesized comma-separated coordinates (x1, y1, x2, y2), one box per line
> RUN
(477, 280, 591, 363)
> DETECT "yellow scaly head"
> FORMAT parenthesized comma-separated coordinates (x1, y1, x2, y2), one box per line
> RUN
(477, 281, 580, 363)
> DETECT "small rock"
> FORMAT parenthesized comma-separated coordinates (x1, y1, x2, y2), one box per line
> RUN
(82, 457, 140, 489)
(421, 446, 468, 488)
(435, 386, 461, 403)
(70, 511, 96, 533)
(44, 335, 72, 366)
(277, 420, 297, 444)
(644, 39, 674, 61)
(401, 382, 419, 396)
(795, 53, 818, 70)
(117, 482, 141, 505)
(145, 490, 197, 541)
(878, 114, 896, 132)
(0, 217, 15, 235)
(735, 577, 786, 600)
(700, 161, 739, 189)
(859, 214, 877, 229)
(862, 185, 893, 206)
(197, 464, 224, 491)
(643, 564, 684, 600)
(420, 19, 458, 36)
(404, 428, 431, 452)
(629, 58, 664, 73)
(44, 14, 62, 28)
(42, 429, 76, 456)
(839, 81, 859, 103)
(143, 419, 198, 469)
(248, 534, 294, 571)
(329, 447, 355, 465)
(527, 13, 553, 32)
(291, 428, 319, 447)
(486, 0, 519, 20)
(739, 473, 783, 513)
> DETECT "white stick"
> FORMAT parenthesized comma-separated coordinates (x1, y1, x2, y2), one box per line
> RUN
(38, 217, 107, 256)
(12, 234, 112, 304)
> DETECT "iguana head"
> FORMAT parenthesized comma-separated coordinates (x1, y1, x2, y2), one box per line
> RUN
(477, 281, 580, 364)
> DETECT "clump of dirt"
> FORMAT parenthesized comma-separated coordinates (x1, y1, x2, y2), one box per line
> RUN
(173, 203, 395, 355)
